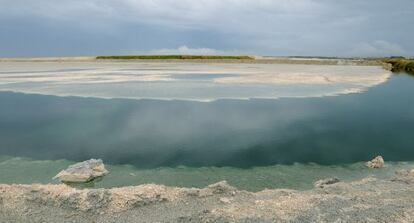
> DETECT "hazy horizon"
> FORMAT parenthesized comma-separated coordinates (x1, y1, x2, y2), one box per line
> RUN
(0, 54, 413, 60)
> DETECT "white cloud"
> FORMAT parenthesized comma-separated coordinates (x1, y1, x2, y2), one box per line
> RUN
(349, 40, 406, 57)
(126, 46, 240, 55)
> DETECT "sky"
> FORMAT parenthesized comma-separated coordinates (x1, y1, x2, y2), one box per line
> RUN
(0, 0, 413, 57)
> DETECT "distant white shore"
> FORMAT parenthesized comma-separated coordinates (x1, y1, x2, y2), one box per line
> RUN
(0, 56, 383, 65)
(0, 60, 390, 101)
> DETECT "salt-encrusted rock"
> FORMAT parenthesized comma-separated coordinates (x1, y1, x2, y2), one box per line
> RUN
(366, 156, 385, 168)
(207, 181, 236, 194)
(53, 159, 108, 183)
(314, 178, 340, 188)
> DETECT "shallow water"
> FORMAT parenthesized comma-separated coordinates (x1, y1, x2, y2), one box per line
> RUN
(0, 63, 413, 190)
(0, 156, 413, 191)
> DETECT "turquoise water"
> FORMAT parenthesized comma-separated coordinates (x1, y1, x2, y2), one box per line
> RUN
(0, 74, 413, 190)
(1, 156, 412, 191)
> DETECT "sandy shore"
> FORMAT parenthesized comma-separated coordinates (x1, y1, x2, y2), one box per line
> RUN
(1, 170, 413, 222)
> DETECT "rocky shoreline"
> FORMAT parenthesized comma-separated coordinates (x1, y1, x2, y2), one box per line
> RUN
(1, 168, 413, 222)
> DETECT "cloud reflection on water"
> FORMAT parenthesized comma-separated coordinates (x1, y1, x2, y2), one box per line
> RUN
(0, 75, 413, 168)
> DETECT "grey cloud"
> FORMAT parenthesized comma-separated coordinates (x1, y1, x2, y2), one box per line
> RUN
(0, 0, 413, 57)
(349, 40, 406, 57)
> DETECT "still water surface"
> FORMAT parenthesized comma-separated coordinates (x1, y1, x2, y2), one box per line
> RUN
(0, 72, 413, 191)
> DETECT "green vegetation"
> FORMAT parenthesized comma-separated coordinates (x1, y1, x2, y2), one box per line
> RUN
(96, 55, 254, 60)
(383, 59, 414, 74)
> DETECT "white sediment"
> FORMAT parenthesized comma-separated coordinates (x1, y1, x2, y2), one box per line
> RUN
(0, 61, 391, 101)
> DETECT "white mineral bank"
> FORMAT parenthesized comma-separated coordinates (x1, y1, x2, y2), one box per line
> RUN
(0, 61, 391, 101)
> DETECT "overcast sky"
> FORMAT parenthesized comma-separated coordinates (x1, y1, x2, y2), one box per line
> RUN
(0, 0, 413, 57)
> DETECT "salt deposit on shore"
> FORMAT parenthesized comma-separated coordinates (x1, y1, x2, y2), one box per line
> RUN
(0, 60, 391, 101)
(1, 170, 414, 222)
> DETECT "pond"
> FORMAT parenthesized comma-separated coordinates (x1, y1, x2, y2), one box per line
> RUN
(0, 62, 413, 191)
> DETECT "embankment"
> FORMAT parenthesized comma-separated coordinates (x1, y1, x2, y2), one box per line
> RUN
(1, 170, 414, 222)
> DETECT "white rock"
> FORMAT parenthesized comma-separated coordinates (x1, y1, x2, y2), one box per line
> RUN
(314, 178, 340, 188)
(53, 159, 109, 183)
(366, 156, 385, 169)
(207, 181, 236, 194)
(219, 197, 231, 204)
